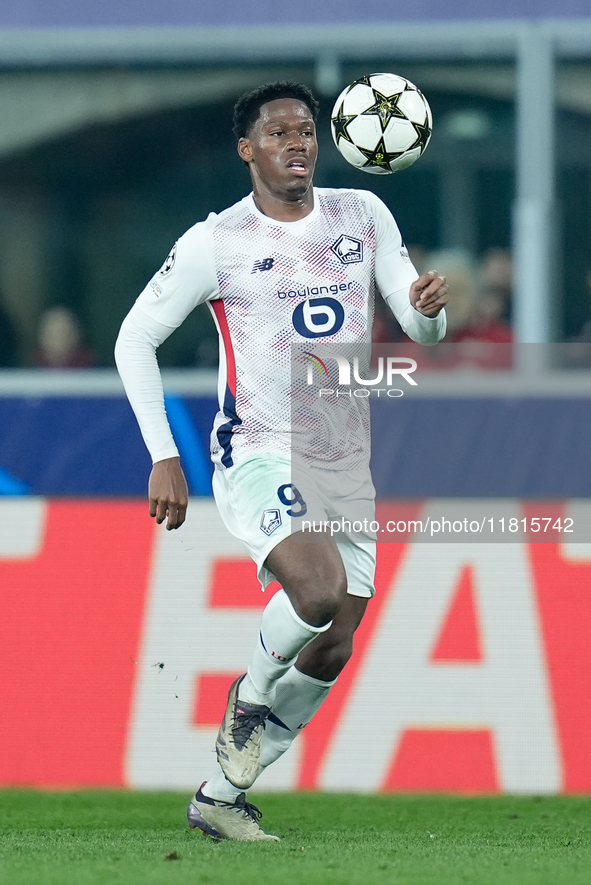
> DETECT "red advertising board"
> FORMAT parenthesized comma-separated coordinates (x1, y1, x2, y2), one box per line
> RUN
(1, 499, 590, 792)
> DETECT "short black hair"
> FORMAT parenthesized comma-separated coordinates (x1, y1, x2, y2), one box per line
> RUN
(232, 81, 320, 141)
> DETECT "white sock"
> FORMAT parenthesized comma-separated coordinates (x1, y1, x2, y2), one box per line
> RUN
(259, 665, 335, 770)
(239, 589, 331, 706)
(200, 769, 242, 803)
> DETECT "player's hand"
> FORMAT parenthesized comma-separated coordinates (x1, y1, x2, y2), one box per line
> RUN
(410, 270, 448, 317)
(148, 457, 188, 530)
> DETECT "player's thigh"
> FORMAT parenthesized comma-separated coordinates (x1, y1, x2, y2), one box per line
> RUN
(212, 455, 324, 588)
(264, 532, 348, 624)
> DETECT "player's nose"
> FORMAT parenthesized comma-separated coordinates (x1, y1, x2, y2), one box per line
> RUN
(286, 130, 306, 150)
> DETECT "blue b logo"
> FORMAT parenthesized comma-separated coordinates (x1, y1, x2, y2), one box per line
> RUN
(292, 297, 344, 339)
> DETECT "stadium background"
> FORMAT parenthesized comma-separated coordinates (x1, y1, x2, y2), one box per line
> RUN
(1, 1, 591, 794)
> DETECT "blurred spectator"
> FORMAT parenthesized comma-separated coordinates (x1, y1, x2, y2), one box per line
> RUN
(422, 248, 478, 340)
(423, 247, 512, 346)
(34, 306, 95, 369)
(0, 300, 20, 367)
(373, 246, 513, 359)
(454, 289, 513, 344)
(453, 249, 513, 345)
(393, 247, 512, 369)
(478, 247, 513, 324)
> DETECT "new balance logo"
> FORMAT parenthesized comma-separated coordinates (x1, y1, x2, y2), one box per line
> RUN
(251, 257, 275, 273)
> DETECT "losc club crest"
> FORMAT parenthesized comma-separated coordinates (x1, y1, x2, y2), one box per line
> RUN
(260, 508, 282, 536)
(331, 234, 363, 265)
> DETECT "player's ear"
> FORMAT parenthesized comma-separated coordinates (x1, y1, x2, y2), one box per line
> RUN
(237, 138, 252, 164)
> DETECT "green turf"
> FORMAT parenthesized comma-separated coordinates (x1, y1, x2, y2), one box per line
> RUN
(0, 790, 589, 885)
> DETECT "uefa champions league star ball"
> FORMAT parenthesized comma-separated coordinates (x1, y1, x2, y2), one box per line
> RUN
(330, 73, 432, 174)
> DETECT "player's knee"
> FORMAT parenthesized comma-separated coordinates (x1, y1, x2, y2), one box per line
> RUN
(299, 595, 340, 628)
(297, 572, 347, 627)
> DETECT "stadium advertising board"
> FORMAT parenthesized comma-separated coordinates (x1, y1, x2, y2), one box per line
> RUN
(1, 498, 590, 793)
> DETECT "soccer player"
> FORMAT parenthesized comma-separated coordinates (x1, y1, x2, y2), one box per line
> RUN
(115, 81, 448, 841)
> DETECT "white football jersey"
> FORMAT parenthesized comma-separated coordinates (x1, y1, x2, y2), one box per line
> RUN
(123, 187, 444, 470)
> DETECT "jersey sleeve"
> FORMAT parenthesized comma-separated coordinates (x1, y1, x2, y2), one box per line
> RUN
(115, 308, 181, 463)
(133, 216, 220, 327)
(359, 190, 446, 345)
(114, 216, 220, 464)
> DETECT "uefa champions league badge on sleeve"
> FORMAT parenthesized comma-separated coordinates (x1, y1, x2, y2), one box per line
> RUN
(330, 73, 432, 174)
(159, 242, 177, 275)
(260, 509, 282, 536)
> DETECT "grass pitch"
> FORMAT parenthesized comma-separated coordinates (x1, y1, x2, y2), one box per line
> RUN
(0, 790, 589, 885)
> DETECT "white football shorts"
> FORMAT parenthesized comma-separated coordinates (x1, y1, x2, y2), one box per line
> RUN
(212, 454, 376, 598)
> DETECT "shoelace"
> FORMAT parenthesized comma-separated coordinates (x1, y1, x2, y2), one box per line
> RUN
(234, 793, 263, 822)
(231, 709, 268, 749)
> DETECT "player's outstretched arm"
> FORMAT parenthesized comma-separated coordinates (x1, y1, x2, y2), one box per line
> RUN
(409, 270, 448, 317)
(148, 456, 188, 530)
